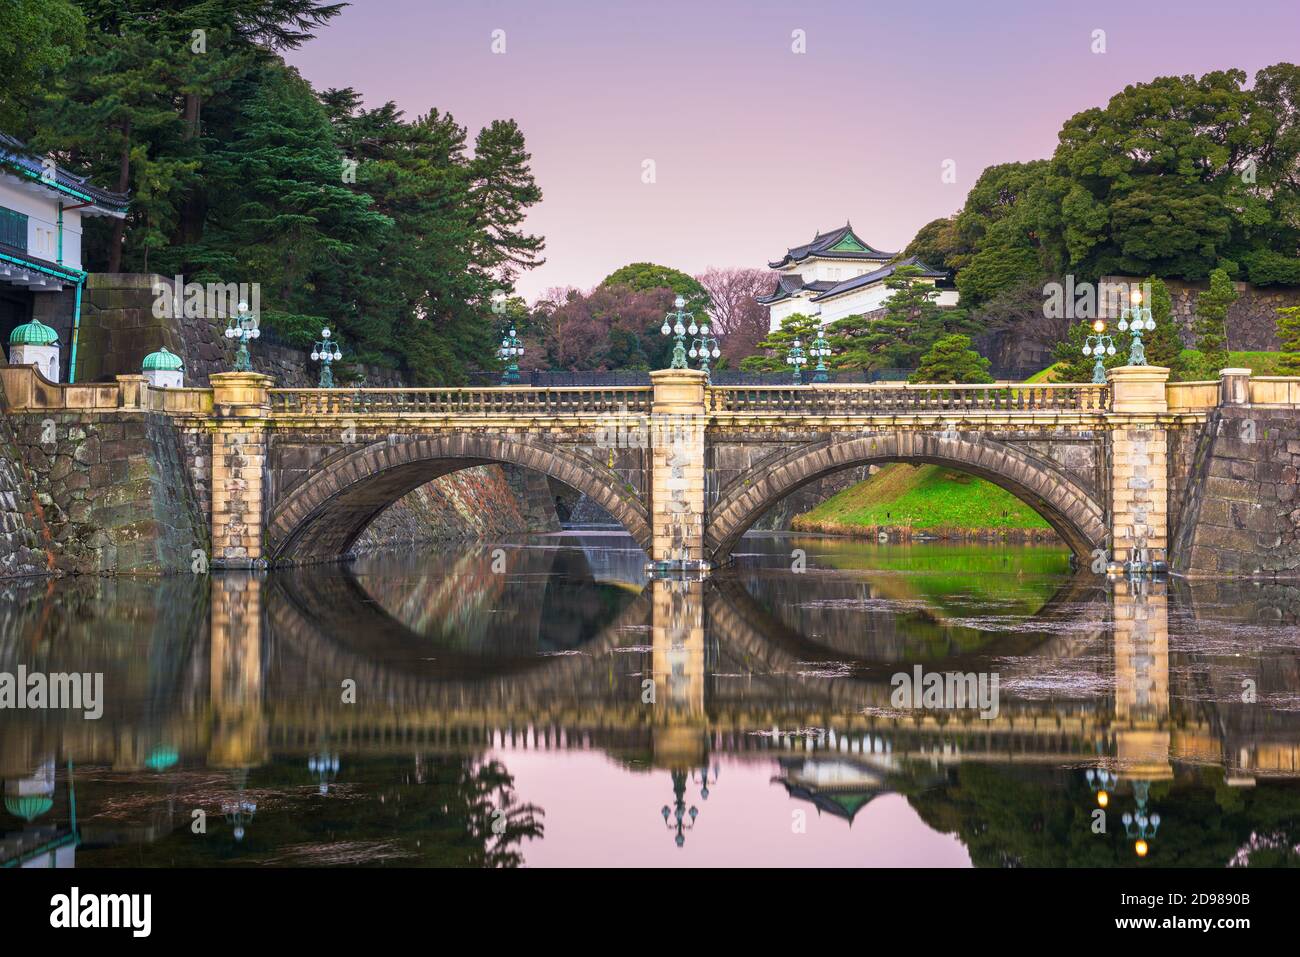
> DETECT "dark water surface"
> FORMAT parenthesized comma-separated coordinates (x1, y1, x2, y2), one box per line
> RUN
(3, 532, 1299, 867)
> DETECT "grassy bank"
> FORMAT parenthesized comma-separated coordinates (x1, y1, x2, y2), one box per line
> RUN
(791, 463, 1057, 542)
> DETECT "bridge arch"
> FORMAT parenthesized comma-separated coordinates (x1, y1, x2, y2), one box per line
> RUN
(266, 434, 652, 562)
(705, 432, 1107, 563)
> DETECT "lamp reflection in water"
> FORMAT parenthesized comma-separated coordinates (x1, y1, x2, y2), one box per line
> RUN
(309, 752, 340, 796)
(1085, 767, 1118, 808)
(1123, 780, 1162, 857)
(222, 769, 257, 842)
(662, 769, 698, 848)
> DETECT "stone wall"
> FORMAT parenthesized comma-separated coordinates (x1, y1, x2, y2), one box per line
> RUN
(1172, 407, 1300, 578)
(7, 410, 208, 575)
(0, 378, 53, 577)
(355, 464, 554, 549)
(1102, 275, 1300, 352)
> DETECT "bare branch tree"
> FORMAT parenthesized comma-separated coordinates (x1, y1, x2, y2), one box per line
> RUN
(695, 266, 773, 361)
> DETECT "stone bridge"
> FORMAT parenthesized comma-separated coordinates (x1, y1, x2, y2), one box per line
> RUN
(3, 363, 1299, 577)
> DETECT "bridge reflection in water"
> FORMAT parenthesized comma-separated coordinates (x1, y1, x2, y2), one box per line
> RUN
(2, 535, 1300, 866)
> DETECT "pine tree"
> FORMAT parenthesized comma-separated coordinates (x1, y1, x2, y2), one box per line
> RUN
(203, 62, 391, 342)
(470, 119, 545, 289)
(739, 313, 822, 372)
(1191, 268, 1235, 378)
(833, 264, 967, 371)
(1277, 306, 1300, 375)
(910, 334, 994, 383)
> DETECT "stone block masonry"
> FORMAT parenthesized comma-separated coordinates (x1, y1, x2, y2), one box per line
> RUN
(1172, 405, 1300, 578)
(7, 409, 208, 574)
(0, 378, 54, 578)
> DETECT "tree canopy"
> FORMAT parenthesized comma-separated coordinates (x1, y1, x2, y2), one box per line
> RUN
(18, 0, 544, 385)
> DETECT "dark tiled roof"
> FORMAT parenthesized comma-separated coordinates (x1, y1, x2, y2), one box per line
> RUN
(809, 256, 947, 302)
(756, 273, 807, 304)
(0, 133, 130, 216)
(0, 239, 85, 284)
(768, 222, 896, 269)
(755, 274, 840, 304)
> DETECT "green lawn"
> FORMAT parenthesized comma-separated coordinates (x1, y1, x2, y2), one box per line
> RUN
(1178, 349, 1286, 376)
(793, 463, 1052, 534)
(1024, 362, 1066, 383)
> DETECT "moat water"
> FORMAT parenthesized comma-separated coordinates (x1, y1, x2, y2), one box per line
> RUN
(2, 532, 1299, 867)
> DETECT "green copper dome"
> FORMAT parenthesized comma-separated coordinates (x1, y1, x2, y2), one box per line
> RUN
(142, 346, 184, 372)
(9, 318, 58, 346)
(4, 794, 53, 822)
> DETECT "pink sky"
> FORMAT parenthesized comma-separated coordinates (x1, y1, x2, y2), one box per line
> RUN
(287, 0, 1300, 302)
(490, 749, 971, 867)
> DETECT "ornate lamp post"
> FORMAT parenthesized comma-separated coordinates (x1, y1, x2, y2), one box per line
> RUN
(1118, 289, 1155, 366)
(688, 322, 721, 382)
(223, 300, 260, 372)
(1082, 319, 1117, 384)
(660, 295, 691, 370)
(786, 337, 808, 385)
(310, 326, 342, 388)
(810, 324, 832, 383)
(498, 326, 524, 385)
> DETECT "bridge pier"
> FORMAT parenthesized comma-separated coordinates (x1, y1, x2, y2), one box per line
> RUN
(647, 369, 711, 574)
(209, 372, 272, 569)
(1106, 366, 1171, 574)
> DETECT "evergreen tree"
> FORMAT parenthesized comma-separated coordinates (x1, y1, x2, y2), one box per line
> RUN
(470, 119, 545, 288)
(910, 334, 993, 383)
(739, 313, 822, 372)
(600, 263, 711, 368)
(0, 0, 84, 133)
(832, 265, 967, 372)
(1191, 268, 1236, 378)
(1277, 306, 1300, 375)
(203, 62, 391, 342)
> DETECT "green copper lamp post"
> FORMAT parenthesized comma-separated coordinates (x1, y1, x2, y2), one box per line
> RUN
(1082, 319, 1116, 384)
(661, 295, 690, 370)
(810, 325, 832, 383)
(311, 326, 342, 388)
(223, 301, 260, 372)
(498, 327, 524, 385)
(688, 323, 721, 382)
(1118, 289, 1154, 366)
(786, 338, 808, 385)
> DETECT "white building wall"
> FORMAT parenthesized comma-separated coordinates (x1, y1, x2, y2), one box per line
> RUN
(768, 279, 958, 330)
(0, 174, 83, 269)
(769, 295, 821, 330)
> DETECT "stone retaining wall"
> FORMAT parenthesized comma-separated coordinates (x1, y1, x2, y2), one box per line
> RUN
(1172, 407, 1300, 577)
(0, 378, 53, 577)
(6, 410, 208, 575)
